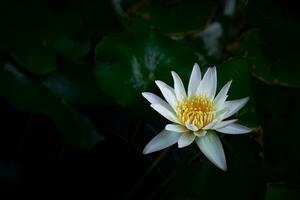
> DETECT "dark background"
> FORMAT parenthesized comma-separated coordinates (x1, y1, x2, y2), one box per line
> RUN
(0, 0, 300, 199)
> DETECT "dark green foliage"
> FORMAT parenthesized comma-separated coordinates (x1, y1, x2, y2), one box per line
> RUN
(0, 0, 299, 198)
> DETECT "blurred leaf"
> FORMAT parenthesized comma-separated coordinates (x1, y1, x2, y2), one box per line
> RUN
(0, 0, 87, 74)
(51, 34, 91, 61)
(265, 184, 300, 200)
(125, 0, 216, 35)
(160, 133, 264, 199)
(43, 62, 113, 106)
(255, 83, 300, 182)
(231, 29, 300, 88)
(95, 24, 198, 106)
(0, 62, 104, 148)
(10, 46, 57, 75)
(162, 152, 264, 200)
(218, 57, 260, 129)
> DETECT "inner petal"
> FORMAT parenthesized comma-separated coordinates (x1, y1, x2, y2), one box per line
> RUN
(177, 95, 216, 130)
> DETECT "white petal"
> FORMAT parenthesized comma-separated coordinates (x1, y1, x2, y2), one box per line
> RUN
(212, 119, 237, 129)
(178, 132, 196, 148)
(185, 123, 199, 131)
(150, 104, 179, 123)
(171, 71, 187, 101)
(196, 67, 217, 99)
(188, 63, 201, 97)
(142, 92, 174, 112)
(143, 129, 181, 154)
(217, 123, 252, 134)
(165, 124, 188, 132)
(213, 81, 232, 109)
(155, 80, 178, 111)
(223, 97, 249, 119)
(210, 67, 217, 98)
(195, 131, 227, 171)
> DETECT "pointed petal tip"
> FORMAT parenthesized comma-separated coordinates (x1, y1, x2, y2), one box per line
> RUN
(177, 143, 184, 148)
(142, 129, 181, 155)
(155, 80, 166, 86)
(217, 123, 252, 134)
(142, 150, 147, 155)
(206, 66, 216, 73)
(240, 96, 250, 104)
(193, 62, 200, 68)
(165, 124, 188, 132)
(196, 132, 227, 172)
(219, 163, 227, 171)
(188, 63, 202, 97)
(154, 80, 161, 85)
(142, 147, 151, 155)
(141, 92, 148, 98)
(241, 96, 250, 107)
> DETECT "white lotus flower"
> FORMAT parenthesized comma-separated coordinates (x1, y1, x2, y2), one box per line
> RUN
(142, 63, 252, 171)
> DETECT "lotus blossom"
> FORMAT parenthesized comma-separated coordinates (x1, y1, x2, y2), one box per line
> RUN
(142, 63, 252, 171)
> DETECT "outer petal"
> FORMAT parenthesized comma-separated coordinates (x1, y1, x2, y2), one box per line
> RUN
(195, 131, 227, 171)
(143, 129, 181, 154)
(178, 132, 196, 148)
(165, 124, 188, 132)
(150, 104, 179, 123)
(155, 80, 178, 111)
(216, 123, 252, 134)
(171, 71, 187, 101)
(212, 119, 237, 130)
(222, 97, 249, 119)
(196, 67, 217, 99)
(213, 81, 232, 109)
(188, 63, 201, 97)
(142, 92, 174, 112)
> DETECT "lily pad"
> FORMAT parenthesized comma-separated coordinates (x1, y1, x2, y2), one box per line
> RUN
(0, 62, 104, 148)
(125, 0, 216, 35)
(218, 57, 261, 129)
(95, 24, 198, 106)
(231, 30, 300, 88)
(265, 184, 300, 200)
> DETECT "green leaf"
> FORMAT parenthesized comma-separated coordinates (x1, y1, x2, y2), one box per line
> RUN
(43, 61, 113, 106)
(218, 57, 261, 129)
(159, 133, 264, 199)
(265, 184, 300, 200)
(0, 62, 104, 148)
(0, 1, 87, 74)
(125, 0, 216, 35)
(10, 46, 57, 75)
(95, 24, 198, 106)
(162, 147, 264, 200)
(51, 34, 91, 61)
(232, 30, 300, 88)
(256, 84, 300, 181)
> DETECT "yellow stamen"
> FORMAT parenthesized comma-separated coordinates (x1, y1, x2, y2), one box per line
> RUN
(177, 96, 215, 129)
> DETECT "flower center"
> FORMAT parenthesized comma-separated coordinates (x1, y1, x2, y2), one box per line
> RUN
(177, 96, 215, 129)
